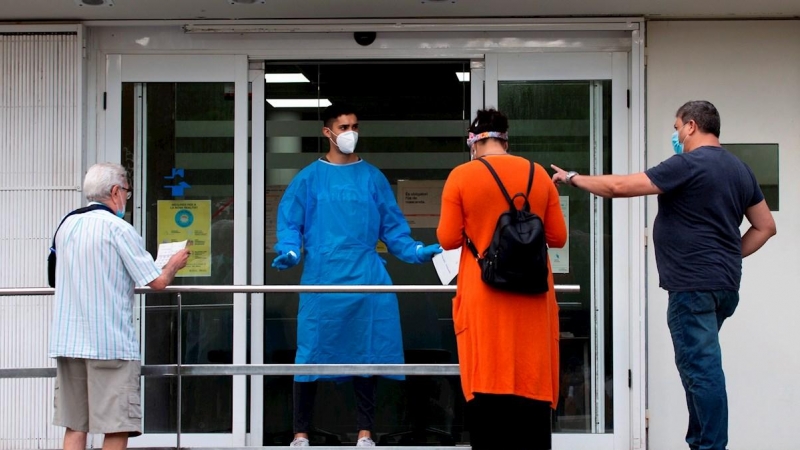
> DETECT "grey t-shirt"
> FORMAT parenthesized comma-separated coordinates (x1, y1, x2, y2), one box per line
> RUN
(645, 146, 764, 292)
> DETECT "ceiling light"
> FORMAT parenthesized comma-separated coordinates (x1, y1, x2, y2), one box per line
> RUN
(265, 73, 311, 83)
(267, 99, 332, 108)
(74, 0, 113, 6)
(456, 72, 470, 82)
(228, 0, 266, 4)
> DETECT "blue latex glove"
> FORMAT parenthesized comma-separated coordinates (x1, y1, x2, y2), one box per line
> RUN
(416, 244, 443, 262)
(271, 250, 299, 270)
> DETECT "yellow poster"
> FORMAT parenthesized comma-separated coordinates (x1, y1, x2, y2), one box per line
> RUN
(157, 200, 211, 277)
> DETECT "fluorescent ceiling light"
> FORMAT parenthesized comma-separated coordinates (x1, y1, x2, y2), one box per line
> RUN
(267, 99, 332, 108)
(264, 73, 311, 83)
(456, 72, 470, 82)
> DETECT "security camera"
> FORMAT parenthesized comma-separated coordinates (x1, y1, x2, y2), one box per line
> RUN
(354, 32, 377, 46)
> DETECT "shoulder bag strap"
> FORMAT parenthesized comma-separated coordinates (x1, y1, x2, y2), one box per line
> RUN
(50, 204, 115, 252)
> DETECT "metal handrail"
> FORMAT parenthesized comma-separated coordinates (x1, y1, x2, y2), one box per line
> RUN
(0, 284, 580, 296)
(0, 283, 580, 381)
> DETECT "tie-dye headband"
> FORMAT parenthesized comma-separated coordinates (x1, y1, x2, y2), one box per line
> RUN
(467, 131, 509, 148)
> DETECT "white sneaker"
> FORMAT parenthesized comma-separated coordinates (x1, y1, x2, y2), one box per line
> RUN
(290, 437, 310, 447)
(356, 437, 376, 447)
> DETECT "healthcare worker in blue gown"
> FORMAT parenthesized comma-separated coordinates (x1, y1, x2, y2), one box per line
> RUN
(272, 104, 442, 448)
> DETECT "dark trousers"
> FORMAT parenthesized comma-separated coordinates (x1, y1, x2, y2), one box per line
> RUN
(293, 377, 377, 433)
(466, 393, 552, 450)
(667, 290, 738, 450)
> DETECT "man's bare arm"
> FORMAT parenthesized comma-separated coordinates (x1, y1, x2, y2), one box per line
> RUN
(551, 165, 662, 198)
(741, 200, 776, 257)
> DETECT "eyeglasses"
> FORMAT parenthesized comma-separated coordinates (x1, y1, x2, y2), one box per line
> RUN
(118, 185, 132, 200)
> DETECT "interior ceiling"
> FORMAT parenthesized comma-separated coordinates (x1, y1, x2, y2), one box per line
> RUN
(0, 0, 798, 22)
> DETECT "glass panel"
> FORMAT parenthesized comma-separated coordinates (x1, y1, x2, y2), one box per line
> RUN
(260, 61, 470, 446)
(121, 82, 236, 433)
(498, 80, 613, 433)
(722, 143, 779, 211)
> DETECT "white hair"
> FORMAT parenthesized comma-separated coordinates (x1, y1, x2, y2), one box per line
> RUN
(83, 162, 128, 202)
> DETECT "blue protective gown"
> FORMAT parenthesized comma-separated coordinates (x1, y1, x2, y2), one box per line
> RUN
(275, 159, 425, 382)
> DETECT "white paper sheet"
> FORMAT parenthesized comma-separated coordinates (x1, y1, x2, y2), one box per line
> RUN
(432, 247, 462, 285)
(154, 240, 188, 269)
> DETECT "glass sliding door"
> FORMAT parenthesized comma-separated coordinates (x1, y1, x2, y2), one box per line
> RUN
(107, 54, 249, 448)
(498, 80, 612, 433)
(484, 52, 631, 450)
(125, 81, 236, 434)
(255, 60, 472, 446)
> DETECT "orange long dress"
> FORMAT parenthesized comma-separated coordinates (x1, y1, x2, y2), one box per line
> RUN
(437, 154, 567, 408)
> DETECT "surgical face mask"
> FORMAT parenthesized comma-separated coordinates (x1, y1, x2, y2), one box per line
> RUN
(328, 129, 358, 154)
(671, 131, 683, 154)
(671, 123, 688, 154)
(115, 188, 126, 218)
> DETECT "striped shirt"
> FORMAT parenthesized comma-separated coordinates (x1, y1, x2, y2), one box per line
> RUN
(49, 204, 161, 360)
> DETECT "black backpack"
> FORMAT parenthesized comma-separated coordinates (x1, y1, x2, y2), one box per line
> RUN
(48, 204, 115, 288)
(464, 158, 549, 294)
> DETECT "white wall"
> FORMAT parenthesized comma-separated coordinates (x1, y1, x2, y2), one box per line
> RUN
(646, 20, 800, 449)
(0, 27, 85, 450)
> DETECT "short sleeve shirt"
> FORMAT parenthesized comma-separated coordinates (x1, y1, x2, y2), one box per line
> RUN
(645, 146, 764, 291)
(49, 206, 161, 360)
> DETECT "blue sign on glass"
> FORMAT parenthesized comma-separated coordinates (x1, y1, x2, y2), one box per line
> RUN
(164, 168, 191, 197)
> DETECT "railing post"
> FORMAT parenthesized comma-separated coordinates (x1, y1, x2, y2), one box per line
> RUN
(177, 292, 182, 450)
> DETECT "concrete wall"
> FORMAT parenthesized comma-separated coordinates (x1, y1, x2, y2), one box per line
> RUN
(646, 20, 800, 449)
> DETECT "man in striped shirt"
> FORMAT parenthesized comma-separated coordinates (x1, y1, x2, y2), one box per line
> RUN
(49, 163, 189, 450)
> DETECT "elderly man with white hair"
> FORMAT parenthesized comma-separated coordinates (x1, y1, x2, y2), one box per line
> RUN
(49, 162, 190, 450)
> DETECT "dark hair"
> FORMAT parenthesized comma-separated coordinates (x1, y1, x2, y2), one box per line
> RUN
(469, 109, 509, 135)
(676, 101, 721, 138)
(322, 104, 358, 129)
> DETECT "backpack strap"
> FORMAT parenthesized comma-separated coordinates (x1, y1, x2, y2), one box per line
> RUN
(50, 204, 115, 253)
(464, 233, 481, 260)
(464, 158, 536, 260)
(477, 157, 535, 212)
(524, 160, 535, 210)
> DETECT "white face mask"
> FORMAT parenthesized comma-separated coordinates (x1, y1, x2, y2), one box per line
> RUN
(328, 129, 358, 154)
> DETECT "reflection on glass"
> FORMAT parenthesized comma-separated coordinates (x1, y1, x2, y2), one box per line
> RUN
(499, 80, 613, 433)
(260, 61, 470, 445)
(121, 82, 236, 433)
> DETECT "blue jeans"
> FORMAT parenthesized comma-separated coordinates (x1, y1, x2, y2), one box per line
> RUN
(667, 290, 739, 450)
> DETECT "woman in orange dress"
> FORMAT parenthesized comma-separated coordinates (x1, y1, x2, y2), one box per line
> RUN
(437, 109, 567, 449)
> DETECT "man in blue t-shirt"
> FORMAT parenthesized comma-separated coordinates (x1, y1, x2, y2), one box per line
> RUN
(551, 101, 776, 450)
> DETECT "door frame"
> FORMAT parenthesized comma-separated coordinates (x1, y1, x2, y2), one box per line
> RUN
(104, 53, 250, 448)
(482, 49, 645, 450)
(94, 23, 645, 449)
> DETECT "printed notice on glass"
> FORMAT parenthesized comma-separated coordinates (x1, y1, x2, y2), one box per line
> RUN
(548, 196, 570, 274)
(397, 180, 445, 229)
(157, 200, 211, 277)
